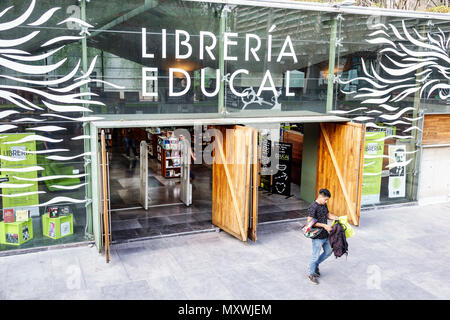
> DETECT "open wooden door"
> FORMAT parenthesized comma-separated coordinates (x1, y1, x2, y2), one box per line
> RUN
(316, 122, 366, 226)
(212, 125, 258, 241)
(100, 130, 111, 263)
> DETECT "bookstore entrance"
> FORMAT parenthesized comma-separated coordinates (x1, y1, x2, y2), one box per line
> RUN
(92, 118, 366, 258)
(101, 125, 213, 242)
(98, 124, 260, 244)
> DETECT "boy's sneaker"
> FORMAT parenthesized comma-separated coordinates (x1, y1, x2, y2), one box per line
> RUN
(308, 274, 319, 285)
(315, 267, 320, 277)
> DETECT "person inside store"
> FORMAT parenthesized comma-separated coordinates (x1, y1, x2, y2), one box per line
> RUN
(306, 188, 339, 285)
(122, 128, 138, 159)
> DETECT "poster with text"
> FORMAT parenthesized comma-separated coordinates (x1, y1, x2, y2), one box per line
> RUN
(361, 131, 385, 205)
(388, 144, 406, 198)
(1, 134, 39, 216)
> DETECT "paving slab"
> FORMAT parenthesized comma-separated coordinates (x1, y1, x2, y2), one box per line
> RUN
(1, 202, 450, 299)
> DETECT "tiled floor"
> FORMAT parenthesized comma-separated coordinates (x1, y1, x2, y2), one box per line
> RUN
(108, 144, 310, 243)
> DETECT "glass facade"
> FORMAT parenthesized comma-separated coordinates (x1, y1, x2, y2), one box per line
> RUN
(335, 15, 450, 207)
(1, 0, 450, 251)
(224, 7, 334, 115)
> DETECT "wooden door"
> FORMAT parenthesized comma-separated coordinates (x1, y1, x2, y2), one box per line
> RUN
(212, 125, 258, 241)
(316, 122, 365, 226)
(100, 130, 111, 263)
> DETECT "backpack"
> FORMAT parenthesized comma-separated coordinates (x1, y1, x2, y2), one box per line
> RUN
(332, 215, 354, 239)
(329, 221, 348, 258)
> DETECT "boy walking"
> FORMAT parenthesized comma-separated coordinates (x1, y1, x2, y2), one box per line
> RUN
(307, 188, 339, 285)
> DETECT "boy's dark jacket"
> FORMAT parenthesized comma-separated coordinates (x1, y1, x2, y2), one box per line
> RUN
(329, 221, 348, 258)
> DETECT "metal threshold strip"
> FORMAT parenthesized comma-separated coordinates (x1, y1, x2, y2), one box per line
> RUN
(110, 202, 185, 212)
(0, 241, 93, 257)
(258, 217, 307, 226)
(111, 226, 220, 245)
(111, 215, 309, 245)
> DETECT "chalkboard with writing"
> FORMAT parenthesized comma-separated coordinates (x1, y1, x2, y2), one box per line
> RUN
(272, 142, 292, 196)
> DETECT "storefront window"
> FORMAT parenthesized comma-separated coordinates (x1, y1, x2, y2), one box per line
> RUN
(0, 2, 89, 251)
(335, 14, 450, 207)
(224, 6, 333, 116)
(85, 0, 222, 116)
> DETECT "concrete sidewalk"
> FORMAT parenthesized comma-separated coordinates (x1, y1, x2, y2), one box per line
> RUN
(1, 202, 450, 300)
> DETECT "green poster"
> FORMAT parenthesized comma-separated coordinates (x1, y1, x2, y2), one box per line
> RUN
(1, 133, 39, 216)
(361, 130, 385, 205)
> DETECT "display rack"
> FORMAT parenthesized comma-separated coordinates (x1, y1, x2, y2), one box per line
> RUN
(158, 136, 181, 178)
(42, 213, 74, 240)
(0, 218, 33, 246)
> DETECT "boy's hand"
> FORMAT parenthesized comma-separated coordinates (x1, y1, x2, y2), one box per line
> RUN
(324, 225, 333, 232)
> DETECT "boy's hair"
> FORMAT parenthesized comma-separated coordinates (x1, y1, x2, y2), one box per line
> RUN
(318, 188, 331, 198)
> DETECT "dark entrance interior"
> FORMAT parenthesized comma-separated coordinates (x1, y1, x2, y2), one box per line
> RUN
(103, 123, 311, 243)
(257, 123, 310, 223)
(105, 126, 214, 242)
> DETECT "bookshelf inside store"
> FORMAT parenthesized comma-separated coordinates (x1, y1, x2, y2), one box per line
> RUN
(146, 128, 159, 158)
(158, 135, 181, 178)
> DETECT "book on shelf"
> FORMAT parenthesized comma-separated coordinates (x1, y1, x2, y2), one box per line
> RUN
(61, 221, 71, 237)
(15, 210, 30, 222)
(3, 209, 14, 223)
(49, 207, 59, 218)
(59, 206, 70, 216)
(6, 233, 18, 244)
(49, 222, 56, 238)
(166, 150, 180, 158)
(22, 225, 30, 241)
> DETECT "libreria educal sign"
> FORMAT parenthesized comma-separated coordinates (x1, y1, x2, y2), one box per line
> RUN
(141, 27, 298, 98)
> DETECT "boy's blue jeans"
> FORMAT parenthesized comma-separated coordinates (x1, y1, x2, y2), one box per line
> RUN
(309, 237, 332, 275)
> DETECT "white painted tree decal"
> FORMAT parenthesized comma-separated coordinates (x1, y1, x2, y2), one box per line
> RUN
(0, 0, 124, 205)
(338, 20, 449, 132)
(334, 20, 450, 172)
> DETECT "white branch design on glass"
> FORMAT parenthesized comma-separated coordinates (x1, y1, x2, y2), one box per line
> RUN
(0, 0, 124, 205)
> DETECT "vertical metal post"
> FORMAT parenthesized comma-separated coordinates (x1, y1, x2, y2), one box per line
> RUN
(326, 16, 338, 113)
(218, 6, 227, 115)
(407, 24, 426, 201)
(90, 122, 102, 252)
(80, 0, 93, 237)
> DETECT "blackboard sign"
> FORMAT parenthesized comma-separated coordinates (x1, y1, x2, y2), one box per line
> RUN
(272, 142, 292, 196)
